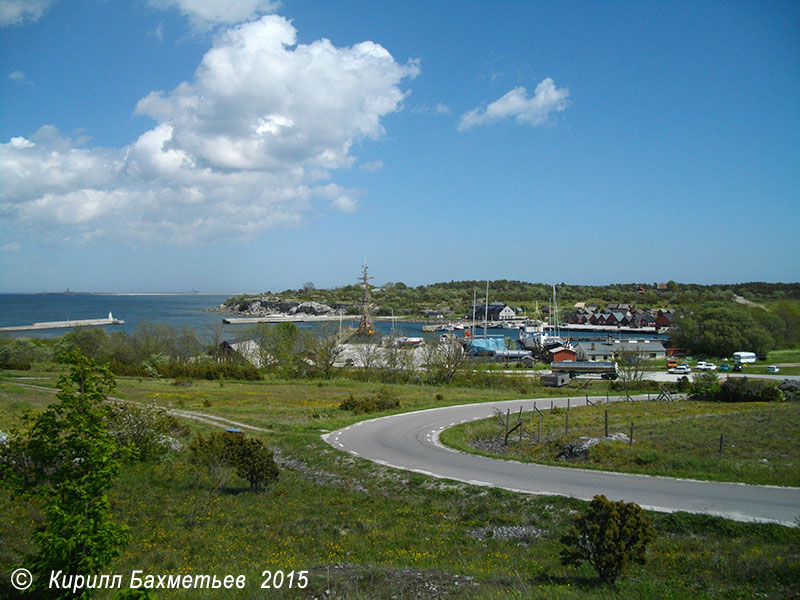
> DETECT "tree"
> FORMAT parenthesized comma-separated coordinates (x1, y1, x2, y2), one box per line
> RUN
(0, 350, 129, 597)
(307, 323, 343, 379)
(614, 345, 648, 397)
(247, 322, 308, 376)
(430, 335, 467, 384)
(189, 432, 279, 492)
(560, 495, 655, 585)
(689, 371, 721, 400)
(671, 303, 776, 358)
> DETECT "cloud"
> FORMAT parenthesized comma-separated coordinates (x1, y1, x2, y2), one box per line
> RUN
(8, 69, 31, 84)
(148, 0, 280, 27)
(0, 0, 53, 26)
(359, 160, 384, 172)
(1, 242, 20, 253)
(458, 78, 570, 131)
(0, 16, 418, 245)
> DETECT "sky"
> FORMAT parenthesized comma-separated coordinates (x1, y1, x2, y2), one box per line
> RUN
(1, 0, 798, 293)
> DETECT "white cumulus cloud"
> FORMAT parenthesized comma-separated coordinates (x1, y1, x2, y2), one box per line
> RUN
(0, 0, 54, 26)
(148, 0, 280, 27)
(458, 78, 570, 131)
(0, 15, 418, 245)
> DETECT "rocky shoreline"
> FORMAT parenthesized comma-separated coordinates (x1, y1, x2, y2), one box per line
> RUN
(210, 297, 339, 318)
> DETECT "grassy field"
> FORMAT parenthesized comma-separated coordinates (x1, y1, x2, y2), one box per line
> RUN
(1, 369, 799, 599)
(440, 400, 800, 487)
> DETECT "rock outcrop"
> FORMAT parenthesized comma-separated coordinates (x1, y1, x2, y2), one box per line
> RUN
(557, 432, 630, 460)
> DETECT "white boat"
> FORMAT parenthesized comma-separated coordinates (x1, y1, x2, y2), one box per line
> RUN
(396, 336, 424, 347)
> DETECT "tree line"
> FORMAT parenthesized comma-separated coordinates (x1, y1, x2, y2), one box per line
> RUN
(224, 280, 800, 319)
(670, 301, 800, 357)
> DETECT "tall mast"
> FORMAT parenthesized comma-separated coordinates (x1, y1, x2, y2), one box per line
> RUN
(356, 261, 374, 336)
(483, 280, 489, 339)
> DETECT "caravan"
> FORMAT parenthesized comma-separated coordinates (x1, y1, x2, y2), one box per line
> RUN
(732, 351, 757, 364)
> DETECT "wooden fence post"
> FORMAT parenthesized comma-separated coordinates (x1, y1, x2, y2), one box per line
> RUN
(629, 422, 634, 446)
(605, 409, 609, 438)
(719, 434, 724, 456)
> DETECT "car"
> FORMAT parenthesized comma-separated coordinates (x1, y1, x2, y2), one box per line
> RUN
(767, 365, 781, 373)
(696, 361, 717, 370)
(719, 363, 731, 372)
(733, 362, 743, 372)
(668, 366, 692, 375)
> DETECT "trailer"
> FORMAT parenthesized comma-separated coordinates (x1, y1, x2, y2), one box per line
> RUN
(732, 351, 756, 364)
(550, 361, 619, 380)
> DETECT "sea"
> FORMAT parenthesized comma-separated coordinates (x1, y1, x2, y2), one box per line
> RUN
(0, 293, 429, 341)
(0, 293, 669, 344)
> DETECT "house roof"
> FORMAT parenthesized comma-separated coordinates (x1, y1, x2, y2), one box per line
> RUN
(575, 340, 666, 356)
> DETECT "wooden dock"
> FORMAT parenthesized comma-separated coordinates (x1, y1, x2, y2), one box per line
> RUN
(0, 315, 124, 332)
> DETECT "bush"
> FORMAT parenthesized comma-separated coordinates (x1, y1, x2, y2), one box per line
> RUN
(105, 401, 189, 462)
(560, 495, 656, 584)
(189, 432, 278, 492)
(690, 371, 722, 399)
(339, 388, 400, 414)
(778, 379, 800, 401)
(718, 377, 785, 402)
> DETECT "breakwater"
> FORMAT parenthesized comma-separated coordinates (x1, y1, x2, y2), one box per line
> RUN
(0, 315, 124, 332)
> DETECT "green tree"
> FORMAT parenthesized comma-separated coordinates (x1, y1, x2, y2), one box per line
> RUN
(307, 323, 343, 379)
(689, 371, 722, 400)
(560, 495, 656, 585)
(0, 350, 129, 598)
(189, 432, 279, 492)
(671, 303, 775, 358)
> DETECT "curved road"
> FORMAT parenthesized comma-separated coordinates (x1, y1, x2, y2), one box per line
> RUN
(323, 395, 800, 526)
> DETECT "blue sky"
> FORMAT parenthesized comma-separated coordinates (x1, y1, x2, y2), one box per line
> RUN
(1, 0, 798, 293)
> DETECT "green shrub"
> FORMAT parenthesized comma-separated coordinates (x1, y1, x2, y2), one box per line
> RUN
(718, 377, 785, 402)
(339, 389, 400, 414)
(189, 432, 278, 492)
(690, 371, 722, 399)
(104, 401, 189, 462)
(560, 495, 656, 584)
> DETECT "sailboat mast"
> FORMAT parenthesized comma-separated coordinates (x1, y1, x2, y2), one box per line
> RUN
(483, 280, 489, 339)
(472, 289, 476, 337)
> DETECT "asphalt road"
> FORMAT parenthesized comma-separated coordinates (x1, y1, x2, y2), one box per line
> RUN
(323, 395, 800, 526)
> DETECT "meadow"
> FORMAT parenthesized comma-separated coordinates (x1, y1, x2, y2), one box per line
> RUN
(1, 368, 798, 598)
(440, 399, 800, 486)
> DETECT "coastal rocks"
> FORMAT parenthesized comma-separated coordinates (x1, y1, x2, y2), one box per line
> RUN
(217, 297, 335, 317)
(288, 301, 334, 315)
(557, 432, 630, 460)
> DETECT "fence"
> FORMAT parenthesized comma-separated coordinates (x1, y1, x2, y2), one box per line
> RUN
(495, 392, 730, 455)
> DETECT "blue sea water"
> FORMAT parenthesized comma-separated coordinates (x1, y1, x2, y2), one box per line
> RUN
(0, 293, 428, 341)
(0, 294, 232, 338)
(0, 293, 669, 343)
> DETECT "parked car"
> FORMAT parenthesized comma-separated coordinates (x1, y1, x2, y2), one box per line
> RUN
(668, 366, 692, 375)
(696, 361, 717, 371)
(767, 365, 781, 373)
(733, 362, 743, 372)
(719, 363, 731, 372)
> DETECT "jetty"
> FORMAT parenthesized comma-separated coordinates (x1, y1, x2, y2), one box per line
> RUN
(222, 315, 344, 325)
(0, 312, 124, 332)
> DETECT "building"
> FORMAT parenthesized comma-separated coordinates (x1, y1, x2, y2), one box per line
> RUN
(574, 339, 666, 362)
(548, 346, 577, 362)
(470, 302, 516, 321)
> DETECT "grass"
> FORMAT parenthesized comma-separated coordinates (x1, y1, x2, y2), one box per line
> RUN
(1, 368, 799, 599)
(440, 400, 800, 487)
